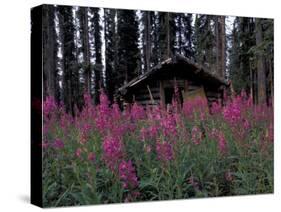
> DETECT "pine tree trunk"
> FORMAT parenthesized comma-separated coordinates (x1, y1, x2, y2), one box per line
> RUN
(43, 5, 56, 98)
(167, 13, 170, 58)
(104, 8, 117, 102)
(216, 16, 225, 78)
(144, 12, 151, 72)
(221, 16, 226, 78)
(178, 15, 183, 54)
(80, 7, 91, 94)
(60, 6, 76, 114)
(255, 18, 267, 104)
(92, 9, 103, 104)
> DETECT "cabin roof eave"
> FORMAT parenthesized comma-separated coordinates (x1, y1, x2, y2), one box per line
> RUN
(117, 54, 229, 95)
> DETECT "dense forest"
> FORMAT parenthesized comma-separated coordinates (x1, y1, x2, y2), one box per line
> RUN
(42, 5, 273, 114)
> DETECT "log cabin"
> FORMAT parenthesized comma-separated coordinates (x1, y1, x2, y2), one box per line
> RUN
(116, 54, 229, 108)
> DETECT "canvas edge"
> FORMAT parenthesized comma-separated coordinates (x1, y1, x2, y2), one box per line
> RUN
(31, 4, 43, 208)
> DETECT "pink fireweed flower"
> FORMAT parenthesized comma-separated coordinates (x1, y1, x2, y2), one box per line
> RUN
(172, 84, 181, 113)
(209, 128, 218, 140)
(148, 125, 159, 138)
(102, 136, 123, 170)
(160, 114, 177, 137)
(78, 123, 92, 144)
(59, 111, 73, 131)
(223, 99, 241, 126)
(88, 152, 96, 162)
(210, 100, 222, 114)
(43, 96, 57, 119)
(99, 89, 110, 108)
(83, 92, 92, 105)
(191, 126, 202, 145)
(131, 102, 145, 120)
(183, 96, 208, 119)
(53, 139, 64, 149)
(145, 145, 152, 153)
(209, 129, 228, 154)
(95, 89, 111, 132)
(199, 111, 206, 121)
(111, 123, 129, 139)
(118, 160, 139, 189)
(140, 127, 147, 141)
(140, 125, 159, 141)
(217, 132, 227, 154)
(81, 93, 95, 117)
(79, 133, 88, 144)
(75, 148, 82, 158)
(243, 119, 250, 130)
(182, 101, 192, 117)
(147, 105, 162, 121)
(246, 95, 253, 108)
(156, 141, 173, 162)
(112, 103, 122, 120)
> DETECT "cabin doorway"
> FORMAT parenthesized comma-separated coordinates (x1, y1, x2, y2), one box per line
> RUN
(164, 87, 184, 105)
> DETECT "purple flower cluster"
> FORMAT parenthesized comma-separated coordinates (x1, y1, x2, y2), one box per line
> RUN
(43, 96, 57, 118)
(95, 90, 111, 133)
(191, 126, 202, 145)
(140, 125, 159, 141)
(112, 103, 122, 120)
(223, 99, 241, 126)
(183, 96, 208, 119)
(160, 114, 177, 137)
(156, 141, 173, 162)
(130, 103, 146, 120)
(102, 136, 123, 170)
(80, 93, 95, 119)
(118, 160, 139, 189)
(210, 101, 222, 114)
(217, 132, 227, 154)
(209, 129, 228, 154)
(79, 123, 92, 144)
(75, 148, 82, 158)
(88, 152, 96, 162)
(53, 139, 64, 149)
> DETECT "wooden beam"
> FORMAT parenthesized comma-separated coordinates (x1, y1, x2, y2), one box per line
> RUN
(135, 93, 160, 101)
(160, 80, 165, 106)
(147, 85, 155, 104)
(184, 80, 189, 93)
(138, 99, 160, 106)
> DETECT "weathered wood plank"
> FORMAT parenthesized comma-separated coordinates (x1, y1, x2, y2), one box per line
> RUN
(135, 94, 160, 101)
(138, 99, 160, 106)
(160, 80, 165, 106)
(135, 87, 159, 94)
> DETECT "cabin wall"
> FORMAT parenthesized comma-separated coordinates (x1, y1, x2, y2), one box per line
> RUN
(122, 78, 225, 109)
(159, 79, 204, 105)
(204, 86, 225, 107)
(130, 81, 161, 106)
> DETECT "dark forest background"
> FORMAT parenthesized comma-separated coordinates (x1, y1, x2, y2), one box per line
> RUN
(42, 5, 273, 114)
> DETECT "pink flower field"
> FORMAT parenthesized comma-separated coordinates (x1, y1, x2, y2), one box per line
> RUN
(42, 91, 273, 207)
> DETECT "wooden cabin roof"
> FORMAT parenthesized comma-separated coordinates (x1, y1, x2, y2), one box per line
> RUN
(117, 54, 229, 95)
